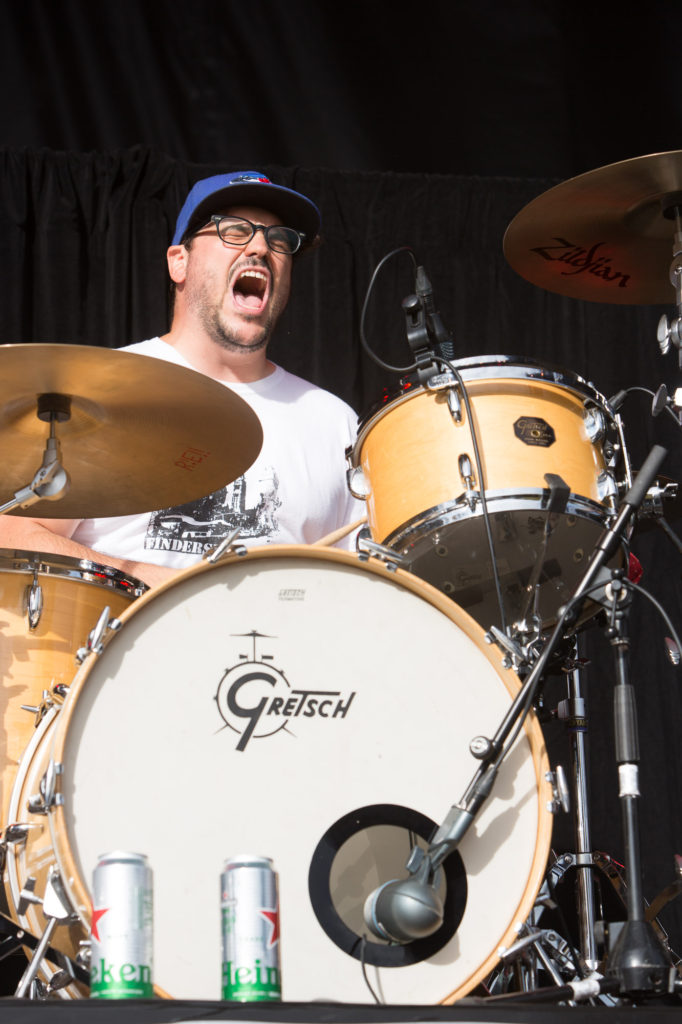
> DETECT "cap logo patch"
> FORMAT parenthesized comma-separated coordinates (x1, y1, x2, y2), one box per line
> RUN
(231, 174, 271, 184)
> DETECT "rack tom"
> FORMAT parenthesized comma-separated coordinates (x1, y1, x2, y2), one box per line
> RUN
(349, 356, 628, 631)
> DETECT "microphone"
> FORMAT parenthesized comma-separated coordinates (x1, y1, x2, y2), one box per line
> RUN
(608, 388, 628, 412)
(652, 383, 670, 417)
(363, 873, 444, 943)
(415, 266, 454, 360)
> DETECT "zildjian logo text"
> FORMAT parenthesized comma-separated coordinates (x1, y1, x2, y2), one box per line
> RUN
(529, 237, 630, 289)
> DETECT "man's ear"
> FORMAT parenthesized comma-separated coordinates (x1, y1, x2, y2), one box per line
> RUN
(167, 244, 188, 284)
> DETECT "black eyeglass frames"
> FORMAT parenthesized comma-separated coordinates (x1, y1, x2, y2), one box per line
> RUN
(207, 215, 305, 255)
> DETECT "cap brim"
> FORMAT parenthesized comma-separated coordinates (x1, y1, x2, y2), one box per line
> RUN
(179, 182, 320, 247)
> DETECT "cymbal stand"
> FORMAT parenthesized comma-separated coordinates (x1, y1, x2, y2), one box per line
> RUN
(657, 201, 682, 367)
(0, 394, 70, 515)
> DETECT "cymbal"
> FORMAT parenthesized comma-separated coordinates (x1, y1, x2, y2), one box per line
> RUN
(503, 150, 682, 304)
(0, 344, 263, 518)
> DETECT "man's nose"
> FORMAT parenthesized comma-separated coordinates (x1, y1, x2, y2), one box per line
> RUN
(244, 225, 270, 256)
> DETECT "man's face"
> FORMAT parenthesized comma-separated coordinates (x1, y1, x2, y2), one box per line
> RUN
(174, 204, 293, 354)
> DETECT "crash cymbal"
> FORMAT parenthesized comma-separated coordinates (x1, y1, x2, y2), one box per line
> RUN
(0, 344, 263, 518)
(504, 150, 682, 304)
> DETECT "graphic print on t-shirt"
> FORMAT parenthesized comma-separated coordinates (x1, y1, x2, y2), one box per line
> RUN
(144, 467, 281, 555)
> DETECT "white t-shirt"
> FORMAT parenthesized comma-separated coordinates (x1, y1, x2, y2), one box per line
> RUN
(72, 338, 363, 568)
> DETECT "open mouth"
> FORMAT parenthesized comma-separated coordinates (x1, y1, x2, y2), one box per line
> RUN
(232, 267, 270, 313)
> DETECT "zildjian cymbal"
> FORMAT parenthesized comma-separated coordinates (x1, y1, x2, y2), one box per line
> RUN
(503, 150, 682, 304)
(0, 344, 263, 518)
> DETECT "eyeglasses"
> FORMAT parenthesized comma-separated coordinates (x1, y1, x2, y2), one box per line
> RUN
(206, 215, 305, 255)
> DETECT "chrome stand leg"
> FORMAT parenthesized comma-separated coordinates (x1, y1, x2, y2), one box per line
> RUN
(565, 664, 599, 970)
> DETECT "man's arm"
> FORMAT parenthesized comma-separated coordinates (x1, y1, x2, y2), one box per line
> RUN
(0, 514, 178, 589)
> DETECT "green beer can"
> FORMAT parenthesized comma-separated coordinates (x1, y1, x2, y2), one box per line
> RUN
(90, 851, 153, 999)
(221, 854, 281, 1001)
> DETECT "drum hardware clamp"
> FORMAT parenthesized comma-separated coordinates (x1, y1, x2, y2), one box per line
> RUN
(497, 924, 577, 983)
(545, 766, 570, 815)
(484, 624, 530, 671)
(75, 604, 121, 664)
(25, 573, 43, 630)
(204, 527, 248, 564)
(15, 866, 79, 998)
(356, 535, 405, 571)
(21, 684, 69, 727)
(0, 823, 41, 870)
(345, 462, 370, 500)
(457, 454, 477, 509)
(422, 371, 462, 423)
(75, 938, 91, 971)
(0, 394, 71, 517)
(423, 369, 457, 391)
(27, 759, 63, 815)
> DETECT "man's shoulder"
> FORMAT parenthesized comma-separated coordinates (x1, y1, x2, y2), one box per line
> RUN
(118, 338, 164, 357)
(274, 365, 356, 416)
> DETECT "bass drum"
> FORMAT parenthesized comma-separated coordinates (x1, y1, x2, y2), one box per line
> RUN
(5, 546, 552, 1004)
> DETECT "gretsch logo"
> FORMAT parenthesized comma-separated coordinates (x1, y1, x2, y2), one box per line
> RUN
(214, 630, 355, 751)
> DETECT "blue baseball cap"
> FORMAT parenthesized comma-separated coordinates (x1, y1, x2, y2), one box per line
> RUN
(171, 171, 321, 248)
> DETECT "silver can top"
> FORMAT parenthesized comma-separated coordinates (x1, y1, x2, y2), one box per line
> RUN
(223, 854, 273, 870)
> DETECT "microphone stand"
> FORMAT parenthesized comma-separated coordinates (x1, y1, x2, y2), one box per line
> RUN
(601, 573, 677, 995)
(406, 446, 679, 999)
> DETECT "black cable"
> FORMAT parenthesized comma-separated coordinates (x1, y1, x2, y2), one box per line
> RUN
(359, 246, 420, 374)
(359, 934, 382, 1004)
(435, 355, 508, 634)
(617, 385, 682, 429)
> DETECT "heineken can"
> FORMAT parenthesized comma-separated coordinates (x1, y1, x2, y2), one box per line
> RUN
(221, 854, 281, 1001)
(90, 851, 153, 999)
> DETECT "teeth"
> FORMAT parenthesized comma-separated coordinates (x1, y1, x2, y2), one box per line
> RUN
(240, 270, 266, 280)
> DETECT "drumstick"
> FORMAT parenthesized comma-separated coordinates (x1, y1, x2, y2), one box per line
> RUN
(312, 515, 367, 547)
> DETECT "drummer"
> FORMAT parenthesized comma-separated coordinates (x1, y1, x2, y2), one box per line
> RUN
(0, 172, 362, 588)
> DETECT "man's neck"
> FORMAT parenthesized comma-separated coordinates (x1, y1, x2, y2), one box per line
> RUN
(158, 328, 275, 383)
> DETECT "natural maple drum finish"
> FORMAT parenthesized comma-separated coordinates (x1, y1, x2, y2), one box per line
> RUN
(0, 552, 145, 826)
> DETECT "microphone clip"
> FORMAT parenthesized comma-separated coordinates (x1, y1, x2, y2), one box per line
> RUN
(402, 292, 439, 384)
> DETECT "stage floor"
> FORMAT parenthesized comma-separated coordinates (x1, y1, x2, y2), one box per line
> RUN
(1, 999, 682, 1024)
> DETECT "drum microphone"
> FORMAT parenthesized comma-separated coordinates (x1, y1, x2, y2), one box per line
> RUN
(415, 266, 454, 361)
(652, 383, 670, 416)
(363, 860, 444, 943)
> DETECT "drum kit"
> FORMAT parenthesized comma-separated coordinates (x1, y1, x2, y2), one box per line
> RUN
(1, 151, 682, 1007)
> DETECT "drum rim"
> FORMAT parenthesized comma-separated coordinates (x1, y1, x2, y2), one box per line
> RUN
(36, 545, 551, 1003)
(383, 489, 613, 551)
(0, 548, 147, 597)
(352, 354, 613, 455)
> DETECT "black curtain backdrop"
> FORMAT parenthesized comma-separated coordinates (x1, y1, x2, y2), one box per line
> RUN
(0, 1, 681, 181)
(1, 146, 682, 969)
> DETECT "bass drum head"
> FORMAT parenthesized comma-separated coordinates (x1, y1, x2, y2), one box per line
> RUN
(49, 546, 551, 1003)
